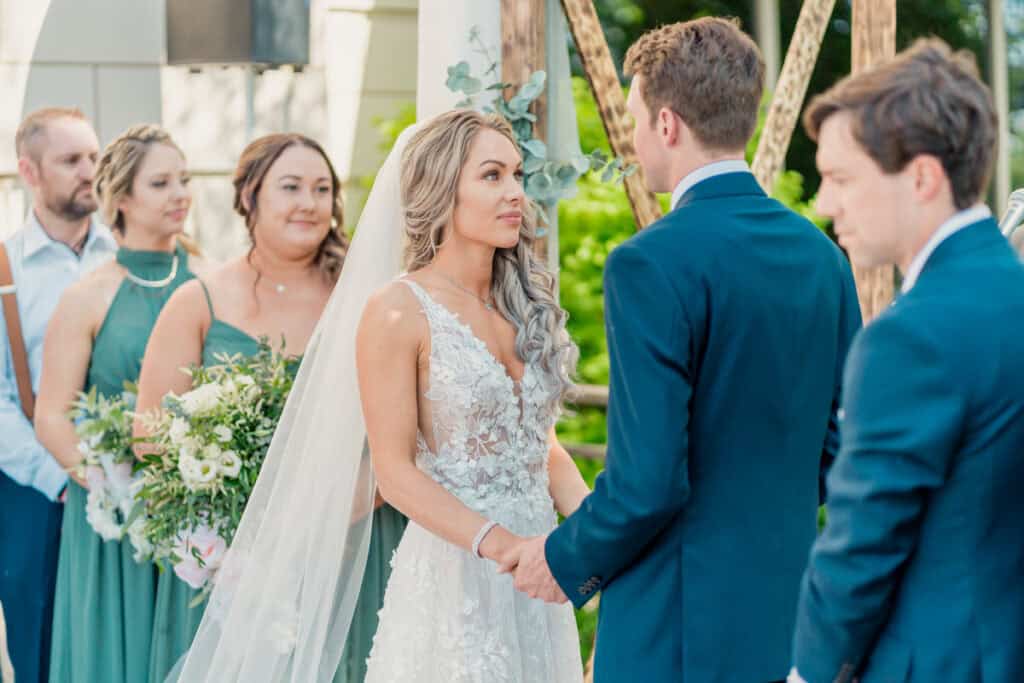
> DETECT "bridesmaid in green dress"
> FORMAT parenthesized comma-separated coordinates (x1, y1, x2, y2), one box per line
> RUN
(135, 133, 407, 683)
(34, 125, 201, 683)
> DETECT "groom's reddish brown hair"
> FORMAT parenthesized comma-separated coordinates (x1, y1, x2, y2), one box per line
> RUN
(624, 17, 764, 152)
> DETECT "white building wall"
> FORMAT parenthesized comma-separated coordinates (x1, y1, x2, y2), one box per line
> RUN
(0, 0, 419, 259)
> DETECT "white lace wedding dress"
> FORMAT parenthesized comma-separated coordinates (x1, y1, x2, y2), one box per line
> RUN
(364, 280, 583, 682)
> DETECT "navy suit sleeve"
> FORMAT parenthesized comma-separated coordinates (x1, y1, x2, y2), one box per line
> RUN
(793, 313, 964, 682)
(546, 240, 696, 608)
(820, 258, 862, 504)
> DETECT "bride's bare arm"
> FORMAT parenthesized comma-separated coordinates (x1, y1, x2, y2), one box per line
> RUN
(546, 428, 590, 517)
(356, 283, 522, 565)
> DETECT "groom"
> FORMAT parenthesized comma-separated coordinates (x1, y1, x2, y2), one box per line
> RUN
(512, 17, 861, 682)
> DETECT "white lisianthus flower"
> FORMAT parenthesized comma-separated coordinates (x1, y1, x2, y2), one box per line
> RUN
(179, 437, 199, 461)
(178, 383, 223, 416)
(178, 453, 204, 490)
(195, 458, 220, 486)
(202, 443, 222, 461)
(213, 425, 233, 443)
(218, 450, 242, 478)
(168, 417, 190, 445)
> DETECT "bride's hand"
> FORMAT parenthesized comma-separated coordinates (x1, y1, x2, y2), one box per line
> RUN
(478, 526, 525, 573)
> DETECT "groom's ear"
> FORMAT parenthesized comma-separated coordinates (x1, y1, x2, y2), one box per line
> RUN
(657, 107, 684, 149)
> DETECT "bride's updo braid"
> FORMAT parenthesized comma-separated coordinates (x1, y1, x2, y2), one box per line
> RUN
(399, 110, 578, 413)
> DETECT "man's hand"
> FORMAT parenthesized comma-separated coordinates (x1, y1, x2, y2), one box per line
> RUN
(507, 535, 568, 604)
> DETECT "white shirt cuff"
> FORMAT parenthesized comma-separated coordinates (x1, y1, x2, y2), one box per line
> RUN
(788, 667, 809, 683)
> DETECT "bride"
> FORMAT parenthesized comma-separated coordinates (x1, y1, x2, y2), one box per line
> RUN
(171, 109, 589, 682)
(359, 110, 587, 681)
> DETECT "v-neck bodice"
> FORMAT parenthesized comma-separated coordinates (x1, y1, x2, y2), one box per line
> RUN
(400, 279, 559, 529)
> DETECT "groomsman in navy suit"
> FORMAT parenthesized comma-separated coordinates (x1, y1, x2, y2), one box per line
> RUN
(790, 39, 1024, 683)
(511, 17, 862, 683)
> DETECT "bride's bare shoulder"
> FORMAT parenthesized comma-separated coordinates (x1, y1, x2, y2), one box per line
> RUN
(358, 278, 428, 345)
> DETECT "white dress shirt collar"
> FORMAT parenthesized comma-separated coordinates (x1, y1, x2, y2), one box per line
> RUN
(670, 159, 751, 210)
(900, 204, 991, 294)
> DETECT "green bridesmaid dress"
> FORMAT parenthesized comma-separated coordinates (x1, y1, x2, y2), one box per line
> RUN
(48, 245, 195, 683)
(147, 280, 261, 682)
(147, 282, 407, 683)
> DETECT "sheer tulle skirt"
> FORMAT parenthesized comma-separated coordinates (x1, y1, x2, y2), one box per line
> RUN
(365, 521, 582, 682)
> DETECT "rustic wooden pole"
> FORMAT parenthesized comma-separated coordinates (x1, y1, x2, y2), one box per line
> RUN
(501, 0, 551, 260)
(988, 0, 1010, 217)
(850, 0, 897, 322)
(750, 0, 836, 193)
(753, 0, 782, 93)
(560, 0, 662, 229)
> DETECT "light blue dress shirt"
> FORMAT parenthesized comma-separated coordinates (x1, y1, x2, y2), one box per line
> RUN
(0, 212, 116, 500)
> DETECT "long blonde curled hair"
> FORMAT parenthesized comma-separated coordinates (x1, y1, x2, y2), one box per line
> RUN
(94, 123, 199, 254)
(400, 110, 578, 411)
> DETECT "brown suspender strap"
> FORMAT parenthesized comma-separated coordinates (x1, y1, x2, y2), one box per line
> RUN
(0, 243, 34, 421)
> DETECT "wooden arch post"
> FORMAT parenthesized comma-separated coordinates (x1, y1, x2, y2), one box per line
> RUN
(851, 0, 897, 322)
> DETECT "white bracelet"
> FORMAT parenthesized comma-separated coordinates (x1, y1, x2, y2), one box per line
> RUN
(471, 520, 500, 559)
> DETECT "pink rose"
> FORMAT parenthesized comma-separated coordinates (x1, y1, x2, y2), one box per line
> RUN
(173, 525, 228, 589)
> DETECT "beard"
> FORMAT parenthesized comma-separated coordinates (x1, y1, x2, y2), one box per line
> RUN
(46, 184, 98, 221)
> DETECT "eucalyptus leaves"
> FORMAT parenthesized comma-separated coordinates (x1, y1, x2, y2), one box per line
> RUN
(445, 29, 634, 213)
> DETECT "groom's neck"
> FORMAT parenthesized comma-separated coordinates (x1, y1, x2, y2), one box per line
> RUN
(666, 146, 747, 191)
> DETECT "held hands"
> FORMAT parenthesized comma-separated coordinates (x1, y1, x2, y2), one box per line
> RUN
(488, 531, 568, 605)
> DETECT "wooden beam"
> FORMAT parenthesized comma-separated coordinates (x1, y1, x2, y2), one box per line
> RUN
(501, 0, 550, 260)
(850, 0, 896, 323)
(988, 0, 1011, 217)
(753, 0, 782, 93)
(750, 0, 836, 192)
(560, 0, 662, 229)
(501, 0, 547, 144)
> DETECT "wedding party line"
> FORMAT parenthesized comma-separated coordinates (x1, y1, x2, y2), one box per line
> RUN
(1, 10, 1023, 683)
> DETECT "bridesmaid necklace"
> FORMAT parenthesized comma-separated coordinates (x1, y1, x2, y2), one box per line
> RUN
(124, 254, 179, 289)
(435, 271, 495, 311)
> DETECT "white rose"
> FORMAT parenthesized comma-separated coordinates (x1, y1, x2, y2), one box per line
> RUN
(168, 417, 190, 445)
(178, 383, 223, 416)
(218, 450, 242, 478)
(213, 425, 233, 443)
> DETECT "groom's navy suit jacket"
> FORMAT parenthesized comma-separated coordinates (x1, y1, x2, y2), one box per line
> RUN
(793, 218, 1024, 683)
(546, 172, 861, 682)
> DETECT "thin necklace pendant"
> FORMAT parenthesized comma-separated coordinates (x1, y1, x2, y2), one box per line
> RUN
(124, 254, 179, 289)
(436, 271, 495, 311)
(275, 283, 286, 295)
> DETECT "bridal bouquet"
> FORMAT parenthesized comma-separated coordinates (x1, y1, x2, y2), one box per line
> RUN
(70, 386, 149, 558)
(135, 344, 298, 597)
